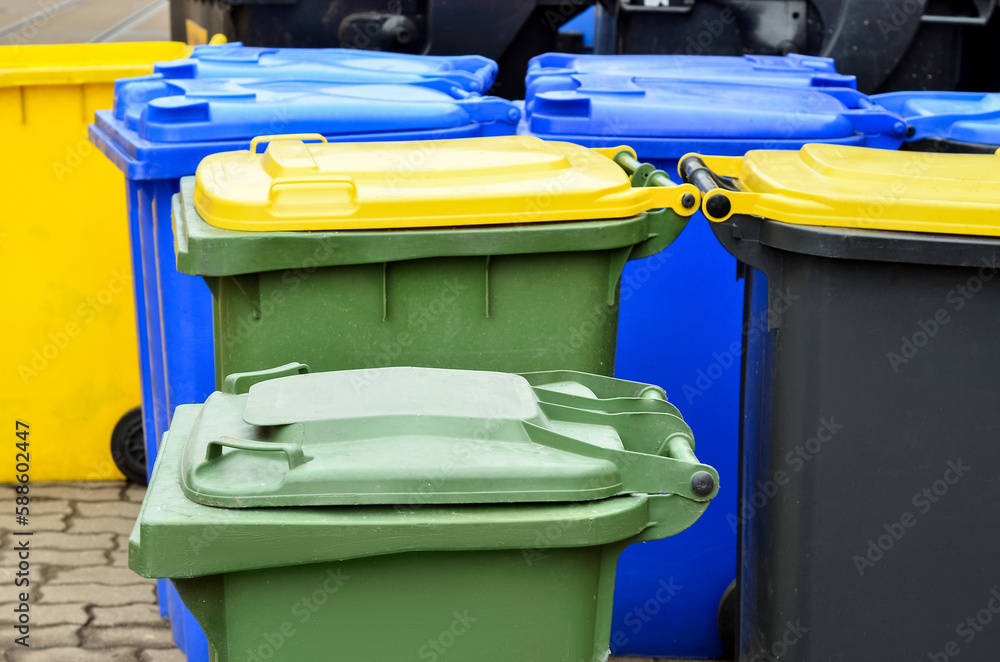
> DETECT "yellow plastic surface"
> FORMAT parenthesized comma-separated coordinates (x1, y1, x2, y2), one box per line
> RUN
(0, 42, 191, 87)
(194, 135, 700, 231)
(1, 43, 188, 481)
(690, 144, 1000, 236)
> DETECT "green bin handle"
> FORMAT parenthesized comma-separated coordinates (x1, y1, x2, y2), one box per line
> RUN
(222, 362, 310, 395)
(206, 436, 310, 470)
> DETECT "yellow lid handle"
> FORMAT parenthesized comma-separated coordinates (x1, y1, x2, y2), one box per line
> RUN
(268, 176, 359, 222)
(250, 133, 328, 155)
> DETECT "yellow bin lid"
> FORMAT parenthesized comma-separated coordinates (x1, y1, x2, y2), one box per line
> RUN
(0, 42, 193, 87)
(193, 135, 700, 231)
(691, 144, 1000, 237)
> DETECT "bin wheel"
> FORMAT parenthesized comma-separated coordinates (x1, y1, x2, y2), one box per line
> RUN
(717, 579, 737, 659)
(111, 407, 147, 486)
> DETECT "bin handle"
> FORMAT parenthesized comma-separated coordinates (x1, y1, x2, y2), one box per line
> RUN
(268, 176, 359, 217)
(594, 146, 701, 215)
(249, 133, 328, 154)
(206, 436, 310, 469)
(679, 154, 760, 222)
(658, 433, 697, 462)
(658, 433, 717, 498)
(222, 362, 310, 395)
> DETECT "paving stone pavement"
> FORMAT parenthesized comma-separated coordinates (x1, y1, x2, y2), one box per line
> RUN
(0, 482, 716, 661)
(0, 482, 183, 661)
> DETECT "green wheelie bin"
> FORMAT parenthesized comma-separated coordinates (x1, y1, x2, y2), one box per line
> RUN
(130, 363, 718, 662)
(172, 135, 700, 382)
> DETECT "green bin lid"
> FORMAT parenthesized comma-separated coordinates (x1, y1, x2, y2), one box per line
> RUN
(179, 365, 717, 508)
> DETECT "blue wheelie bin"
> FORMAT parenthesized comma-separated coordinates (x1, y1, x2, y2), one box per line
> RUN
(874, 90, 1000, 153)
(519, 72, 906, 658)
(90, 61, 517, 662)
(160, 42, 498, 92)
(524, 52, 857, 111)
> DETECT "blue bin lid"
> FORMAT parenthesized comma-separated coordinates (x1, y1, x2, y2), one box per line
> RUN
(525, 52, 856, 105)
(155, 43, 498, 93)
(90, 77, 520, 180)
(521, 78, 907, 159)
(873, 91, 1000, 147)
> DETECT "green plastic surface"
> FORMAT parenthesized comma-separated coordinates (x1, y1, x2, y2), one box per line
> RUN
(131, 384, 714, 662)
(172, 163, 690, 381)
(178, 366, 716, 508)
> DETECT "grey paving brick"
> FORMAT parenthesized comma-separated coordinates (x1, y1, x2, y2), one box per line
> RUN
(6, 514, 67, 532)
(0, 549, 108, 567)
(125, 484, 147, 503)
(40, 583, 155, 606)
(140, 650, 187, 662)
(75, 500, 141, 519)
(27, 484, 123, 502)
(21, 624, 80, 648)
(3, 531, 114, 550)
(0, 603, 88, 627)
(82, 625, 174, 648)
(0, 499, 71, 516)
(91, 603, 165, 627)
(114, 533, 132, 552)
(49, 566, 149, 586)
(8, 647, 137, 661)
(67, 517, 136, 536)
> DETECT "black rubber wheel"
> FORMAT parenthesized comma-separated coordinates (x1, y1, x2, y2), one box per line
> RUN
(111, 407, 147, 485)
(717, 579, 738, 659)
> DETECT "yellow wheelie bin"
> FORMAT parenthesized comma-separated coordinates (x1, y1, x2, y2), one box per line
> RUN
(0, 42, 190, 482)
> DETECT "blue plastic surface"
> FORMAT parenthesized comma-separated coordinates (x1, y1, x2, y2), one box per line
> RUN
(526, 52, 857, 107)
(611, 209, 741, 659)
(164, 581, 209, 662)
(519, 70, 905, 658)
(873, 91, 1000, 147)
(90, 69, 519, 662)
(559, 6, 595, 48)
(522, 79, 907, 157)
(160, 43, 498, 92)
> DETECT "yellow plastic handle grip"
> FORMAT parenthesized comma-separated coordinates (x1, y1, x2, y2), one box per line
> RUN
(268, 176, 360, 219)
(249, 133, 328, 155)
